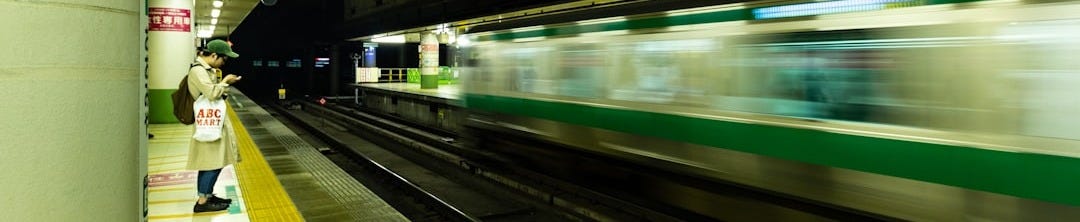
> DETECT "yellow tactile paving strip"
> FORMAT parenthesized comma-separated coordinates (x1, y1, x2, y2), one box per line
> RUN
(228, 104, 305, 221)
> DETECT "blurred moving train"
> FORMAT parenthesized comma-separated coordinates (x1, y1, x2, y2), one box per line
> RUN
(458, 0, 1080, 220)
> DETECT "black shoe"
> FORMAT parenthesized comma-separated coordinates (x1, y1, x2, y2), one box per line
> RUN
(208, 195, 232, 204)
(193, 201, 229, 213)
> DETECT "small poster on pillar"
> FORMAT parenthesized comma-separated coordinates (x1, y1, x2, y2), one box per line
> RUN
(148, 8, 191, 32)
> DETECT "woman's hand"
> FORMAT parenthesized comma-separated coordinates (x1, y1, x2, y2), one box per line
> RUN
(224, 74, 242, 84)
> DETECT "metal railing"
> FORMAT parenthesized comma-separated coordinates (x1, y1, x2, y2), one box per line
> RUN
(357, 67, 457, 84)
(379, 68, 411, 82)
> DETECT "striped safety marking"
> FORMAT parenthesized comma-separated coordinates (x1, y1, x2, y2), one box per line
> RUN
(228, 103, 305, 221)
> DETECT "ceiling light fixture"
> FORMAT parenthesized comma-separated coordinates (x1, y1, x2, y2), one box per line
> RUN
(371, 35, 406, 43)
(197, 29, 213, 38)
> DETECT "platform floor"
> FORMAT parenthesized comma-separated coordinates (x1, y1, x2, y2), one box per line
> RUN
(147, 90, 406, 222)
(147, 123, 266, 222)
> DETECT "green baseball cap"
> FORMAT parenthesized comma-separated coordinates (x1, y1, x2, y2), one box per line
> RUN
(206, 39, 239, 58)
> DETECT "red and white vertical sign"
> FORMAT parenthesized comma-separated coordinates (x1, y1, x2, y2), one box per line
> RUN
(148, 8, 191, 32)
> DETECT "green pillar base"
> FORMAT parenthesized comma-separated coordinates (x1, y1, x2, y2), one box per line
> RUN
(420, 75, 438, 89)
(149, 89, 180, 124)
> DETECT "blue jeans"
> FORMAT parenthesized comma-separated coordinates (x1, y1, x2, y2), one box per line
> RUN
(196, 169, 222, 197)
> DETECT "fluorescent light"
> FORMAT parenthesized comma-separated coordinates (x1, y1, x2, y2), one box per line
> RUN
(197, 30, 213, 38)
(752, 0, 912, 20)
(371, 35, 406, 43)
(435, 23, 451, 34)
(211, 18, 218, 25)
(455, 35, 470, 46)
(213, 0, 223, 8)
(211, 9, 221, 18)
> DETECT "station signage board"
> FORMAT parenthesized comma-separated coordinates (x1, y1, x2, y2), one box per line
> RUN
(148, 8, 191, 32)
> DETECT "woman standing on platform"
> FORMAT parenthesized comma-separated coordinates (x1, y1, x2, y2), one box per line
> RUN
(186, 39, 243, 212)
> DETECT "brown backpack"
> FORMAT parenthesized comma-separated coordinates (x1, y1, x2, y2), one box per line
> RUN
(171, 64, 205, 125)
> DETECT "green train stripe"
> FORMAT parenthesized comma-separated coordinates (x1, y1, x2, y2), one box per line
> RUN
(464, 94, 1080, 206)
(478, 0, 985, 41)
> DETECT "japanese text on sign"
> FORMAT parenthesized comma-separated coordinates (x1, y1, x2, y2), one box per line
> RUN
(149, 8, 191, 32)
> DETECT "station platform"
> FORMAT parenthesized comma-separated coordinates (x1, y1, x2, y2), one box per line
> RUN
(147, 90, 408, 222)
(349, 83, 466, 134)
(350, 82, 461, 104)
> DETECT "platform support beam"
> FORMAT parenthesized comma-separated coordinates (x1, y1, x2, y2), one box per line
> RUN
(330, 45, 341, 96)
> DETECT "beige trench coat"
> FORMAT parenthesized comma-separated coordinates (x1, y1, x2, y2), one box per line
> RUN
(186, 57, 239, 171)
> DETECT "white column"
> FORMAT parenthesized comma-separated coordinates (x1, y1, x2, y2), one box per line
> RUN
(420, 32, 439, 89)
(0, 0, 142, 221)
(147, 0, 195, 123)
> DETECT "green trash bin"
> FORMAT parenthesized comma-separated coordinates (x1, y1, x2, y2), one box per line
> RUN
(407, 68, 420, 83)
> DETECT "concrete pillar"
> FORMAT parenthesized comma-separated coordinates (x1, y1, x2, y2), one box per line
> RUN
(139, 1, 151, 219)
(329, 45, 341, 95)
(147, 0, 195, 123)
(0, 0, 143, 221)
(399, 43, 406, 70)
(305, 49, 315, 95)
(420, 33, 439, 89)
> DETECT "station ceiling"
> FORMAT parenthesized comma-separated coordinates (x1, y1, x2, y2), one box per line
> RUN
(221, 0, 749, 56)
(193, 0, 261, 38)
(338, 0, 575, 41)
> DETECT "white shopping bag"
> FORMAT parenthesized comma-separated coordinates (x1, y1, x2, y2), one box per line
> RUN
(192, 95, 226, 142)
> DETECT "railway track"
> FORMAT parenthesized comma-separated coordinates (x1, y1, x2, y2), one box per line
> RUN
(267, 99, 889, 221)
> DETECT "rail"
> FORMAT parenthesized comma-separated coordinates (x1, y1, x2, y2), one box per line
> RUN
(270, 102, 481, 222)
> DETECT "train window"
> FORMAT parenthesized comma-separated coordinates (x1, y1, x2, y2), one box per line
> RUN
(502, 47, 556, 95)
(718, 25, 1005, 130)
(608, 39, 714, 105)
(555, 44, 606, 99)
(730, 30, 884, 121)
